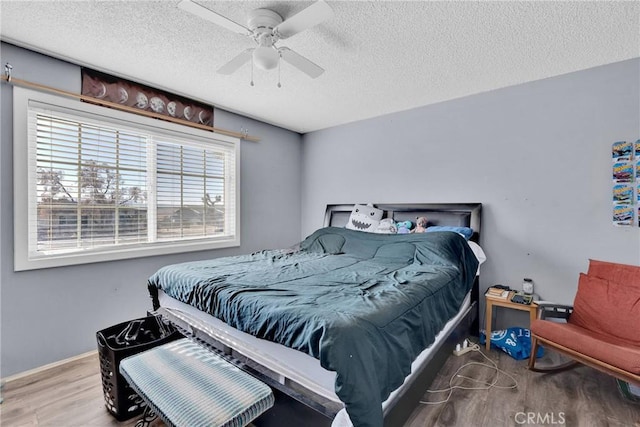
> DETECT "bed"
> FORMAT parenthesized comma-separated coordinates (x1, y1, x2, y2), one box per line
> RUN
(148, 203, 483, 427)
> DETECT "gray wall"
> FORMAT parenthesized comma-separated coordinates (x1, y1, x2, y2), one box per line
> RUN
(0, 43, 302, 376)
(301, 58, 640, 328)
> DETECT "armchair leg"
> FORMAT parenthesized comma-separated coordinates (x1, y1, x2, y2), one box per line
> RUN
(529, 359, 579, 373)
(528, 335, 579, 373)
(528, 337, 539, 370)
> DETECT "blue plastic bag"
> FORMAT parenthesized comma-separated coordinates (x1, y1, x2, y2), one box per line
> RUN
(479, 327, 544, 360)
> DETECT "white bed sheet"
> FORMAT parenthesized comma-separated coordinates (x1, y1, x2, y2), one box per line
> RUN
(158, 290, 471, 412)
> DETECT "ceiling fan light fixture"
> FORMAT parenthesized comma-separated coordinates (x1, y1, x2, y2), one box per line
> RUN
(252, 46, 279, 70)
(179, 0, 332, 78)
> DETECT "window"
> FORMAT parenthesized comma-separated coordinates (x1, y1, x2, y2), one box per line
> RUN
(14, 87, 239, 271)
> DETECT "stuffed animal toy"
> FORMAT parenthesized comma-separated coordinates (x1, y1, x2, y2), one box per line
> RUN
(396, 220, 413, 234)
(412, 216, 428, 233)
(374, 218, 397, 234)
(345, 204, 383, 233)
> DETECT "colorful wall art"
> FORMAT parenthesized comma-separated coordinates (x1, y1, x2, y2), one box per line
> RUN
(612, 140, 640, 226)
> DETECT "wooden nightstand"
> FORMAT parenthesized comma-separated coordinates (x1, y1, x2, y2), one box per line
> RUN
(484, 291, 538, 351)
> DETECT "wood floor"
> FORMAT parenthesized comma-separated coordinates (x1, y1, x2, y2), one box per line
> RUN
(406, 348, 640, 426)
(1, 347, 639, 426)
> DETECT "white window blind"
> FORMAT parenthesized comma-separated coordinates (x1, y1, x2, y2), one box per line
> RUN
(155, 139, 235, 242)
(34, 113, 149, 253)
(14, 87, 239, 270)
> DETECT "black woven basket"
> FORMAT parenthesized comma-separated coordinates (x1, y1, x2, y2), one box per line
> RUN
(96, 315, 181, 421)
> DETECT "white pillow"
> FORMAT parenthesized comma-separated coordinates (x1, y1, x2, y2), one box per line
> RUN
(373, 218, 397, 234)
(466, 240, 487, 275)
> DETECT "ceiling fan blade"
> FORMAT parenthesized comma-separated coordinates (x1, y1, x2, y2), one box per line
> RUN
(274, 0, 333, 39)
(279, 48, 324, 79)
(178, 0, 249, 35)
(218, 48, 253, 74)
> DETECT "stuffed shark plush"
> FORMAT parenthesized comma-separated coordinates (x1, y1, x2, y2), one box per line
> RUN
(345, 204, 383, 233)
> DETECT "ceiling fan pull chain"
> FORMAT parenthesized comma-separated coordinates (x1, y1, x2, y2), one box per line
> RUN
(277, 54, 282, 88)
(250, 55, 255, 87)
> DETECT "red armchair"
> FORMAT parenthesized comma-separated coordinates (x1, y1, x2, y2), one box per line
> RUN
(528, 259, 640, 386)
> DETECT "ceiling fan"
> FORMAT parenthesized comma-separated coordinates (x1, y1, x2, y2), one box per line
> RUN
(178, 0, 333, 79)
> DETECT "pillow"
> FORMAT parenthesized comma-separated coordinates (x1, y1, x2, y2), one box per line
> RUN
(587, 259, 640, 287)
(373, 218, 397, 234)
(467, 241, 487, 265)
(345, 204, 383, 233)
(569, 273, 640, 346)
(425, 226, 473, 240)
(466, 240, 486, 276)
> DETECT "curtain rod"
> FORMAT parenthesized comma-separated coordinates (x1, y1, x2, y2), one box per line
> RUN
(0, 74, 260, 142)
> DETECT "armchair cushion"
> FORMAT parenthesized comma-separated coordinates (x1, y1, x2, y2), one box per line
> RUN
(588, 259, 640, 287)
(531, 320, 640, 375)
(569, 273, 640, 346)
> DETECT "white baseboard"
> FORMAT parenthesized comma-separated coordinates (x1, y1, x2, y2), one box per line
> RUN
(1, 350, 98, 384)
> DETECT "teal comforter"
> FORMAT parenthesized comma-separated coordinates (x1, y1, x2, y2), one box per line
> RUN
(148, 227, 478, 427)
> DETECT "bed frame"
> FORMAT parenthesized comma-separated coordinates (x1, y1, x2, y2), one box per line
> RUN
(154, 202, 482, 427)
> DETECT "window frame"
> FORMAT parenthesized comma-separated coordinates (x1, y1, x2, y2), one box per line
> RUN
(13, 87, 240, 271)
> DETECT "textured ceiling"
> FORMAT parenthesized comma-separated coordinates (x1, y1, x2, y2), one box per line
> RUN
(1, 1, 638, 134)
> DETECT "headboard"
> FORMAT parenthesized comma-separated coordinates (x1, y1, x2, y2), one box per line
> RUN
(323, 203, 482, 242)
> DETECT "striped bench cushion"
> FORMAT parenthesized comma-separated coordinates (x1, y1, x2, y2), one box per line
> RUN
(120, 338, 274, 427)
